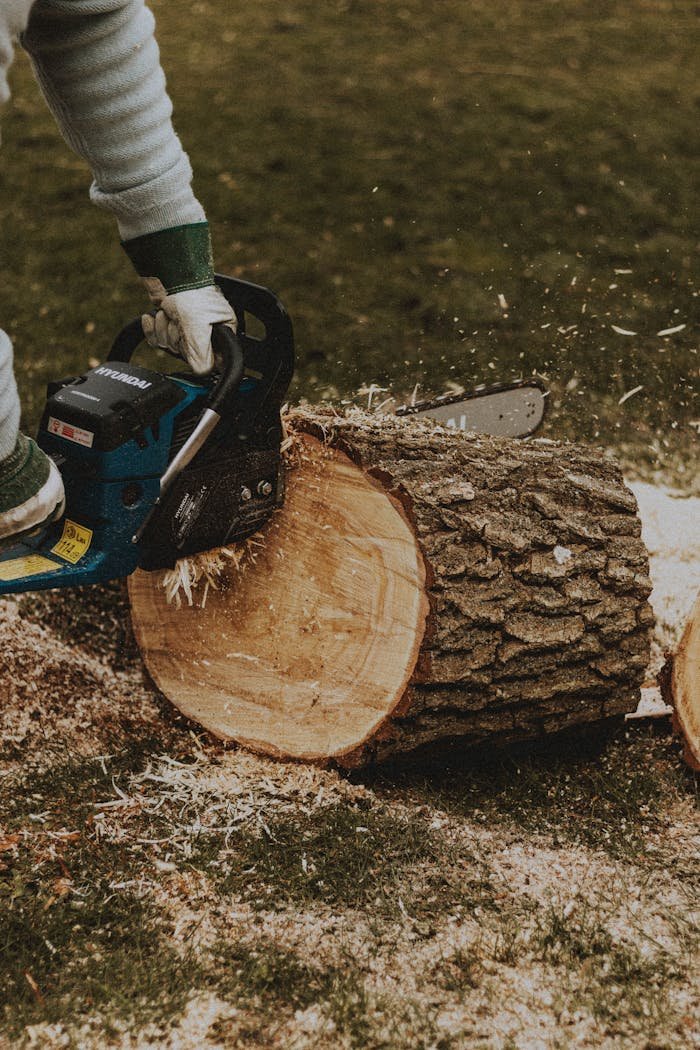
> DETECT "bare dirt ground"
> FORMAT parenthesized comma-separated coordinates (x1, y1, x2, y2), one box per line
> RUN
(1, 485, 698, 1049)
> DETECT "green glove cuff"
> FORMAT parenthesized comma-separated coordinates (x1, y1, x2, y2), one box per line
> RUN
(121, 222, 214, 294)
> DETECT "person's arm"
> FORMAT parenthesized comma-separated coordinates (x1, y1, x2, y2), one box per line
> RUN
(22, 0, 233, 371)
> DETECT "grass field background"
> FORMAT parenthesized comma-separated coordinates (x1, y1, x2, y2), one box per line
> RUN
(0, 0, 697, 485)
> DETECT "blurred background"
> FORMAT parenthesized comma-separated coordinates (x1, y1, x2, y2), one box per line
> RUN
(0, 0, 697, 488)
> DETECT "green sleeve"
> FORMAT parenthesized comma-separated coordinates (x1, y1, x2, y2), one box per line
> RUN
(122, 222, 214, 294)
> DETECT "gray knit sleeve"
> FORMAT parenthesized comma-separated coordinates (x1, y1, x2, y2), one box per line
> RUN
(21, 0, 206, 240)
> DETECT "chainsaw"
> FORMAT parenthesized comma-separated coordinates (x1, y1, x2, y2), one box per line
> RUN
(0, 274, 294, 595)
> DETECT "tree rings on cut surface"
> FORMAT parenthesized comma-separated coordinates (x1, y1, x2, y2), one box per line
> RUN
(128, 433, 429, 763)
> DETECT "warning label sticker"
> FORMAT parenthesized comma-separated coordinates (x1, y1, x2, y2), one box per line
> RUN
(47, 416, 94, 448)
(0, 555, 61, 581)
(52, 520, 93, 564)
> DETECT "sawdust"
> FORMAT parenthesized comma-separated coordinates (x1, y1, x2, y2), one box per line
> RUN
(21, 994, 237, 1050)
(159, 537, 264, 608)
(0, 599, 161, 778)
(4, 724, 699, 1047)
(92, 747, 370, 860)
(77, 748, 697, 1048)
(1, 477, 698, 1047)
(157, 412, 303, 608)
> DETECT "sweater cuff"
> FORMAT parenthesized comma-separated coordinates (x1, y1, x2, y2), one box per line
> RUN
(121, 222, 214, 294)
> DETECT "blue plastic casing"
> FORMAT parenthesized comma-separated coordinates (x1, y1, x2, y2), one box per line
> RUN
(0, 374, 207, 594)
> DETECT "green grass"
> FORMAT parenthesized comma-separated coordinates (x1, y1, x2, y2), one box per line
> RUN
(0, 756, 493, 1038)
(221, 803, 435, 911)
(0, 0, 696, 484)
(432, 946, 483, 994)
(0, 775, 192, 1037)
(1, 732, 697, 1045)
(382, 729, 698, 861)
(1, 871, 193, 1036)
(211, 939, 335, 1010)
(195, 802, 496, 924)
(533, 902, 687, 1037)
(207, 941, 403, 1048)
(0, 744, 200, 1036)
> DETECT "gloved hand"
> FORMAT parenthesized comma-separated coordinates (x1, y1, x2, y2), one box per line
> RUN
(141, 284, 236, 375)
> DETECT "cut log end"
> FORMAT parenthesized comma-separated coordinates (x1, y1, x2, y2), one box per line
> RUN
(129, 408, 653, 768)
(129, 434, 429, 764)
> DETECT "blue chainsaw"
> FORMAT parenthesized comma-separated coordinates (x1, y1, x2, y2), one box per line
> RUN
(0, 274, 295, 594)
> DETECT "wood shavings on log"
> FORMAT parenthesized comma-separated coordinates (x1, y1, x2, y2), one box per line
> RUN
(159, 538, 263, 608)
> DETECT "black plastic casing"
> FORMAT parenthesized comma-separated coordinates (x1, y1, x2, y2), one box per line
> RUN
(41, 362, 185, 452)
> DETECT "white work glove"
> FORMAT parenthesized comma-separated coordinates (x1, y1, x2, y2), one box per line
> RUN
(141, 284, 236, 375)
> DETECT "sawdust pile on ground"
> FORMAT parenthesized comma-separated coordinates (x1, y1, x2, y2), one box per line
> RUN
(8, 742, 696, 1050)
(0, 592, 161, 780)
(0, 485, 698, 1049)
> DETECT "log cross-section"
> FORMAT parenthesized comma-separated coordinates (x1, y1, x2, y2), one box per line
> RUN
(129, 408, 653, 767)
(129, 432, 430, 760)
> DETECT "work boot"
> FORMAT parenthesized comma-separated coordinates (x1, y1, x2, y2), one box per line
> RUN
(0, 434, 65, 545)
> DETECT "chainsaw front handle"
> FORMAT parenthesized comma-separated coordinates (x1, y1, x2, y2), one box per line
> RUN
(110, 274, 294, 446)
(206, 326, 245, 416)
(109, 314, 244, 413)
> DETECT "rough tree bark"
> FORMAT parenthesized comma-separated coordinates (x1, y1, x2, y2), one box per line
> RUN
(128, 407, 653, 767)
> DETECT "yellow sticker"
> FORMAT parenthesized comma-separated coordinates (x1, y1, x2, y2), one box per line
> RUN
(51, 520, 93, 564)
(0, 555, 62, 581)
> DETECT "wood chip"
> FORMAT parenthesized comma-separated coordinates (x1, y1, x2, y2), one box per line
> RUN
(656, 323, 686, 336)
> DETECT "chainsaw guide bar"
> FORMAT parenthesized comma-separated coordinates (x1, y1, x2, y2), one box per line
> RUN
(397, 377, 548, 438)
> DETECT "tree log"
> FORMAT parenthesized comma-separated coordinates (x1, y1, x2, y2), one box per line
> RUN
(660, 590, 700, 771)
(128, 408, 653, 767)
